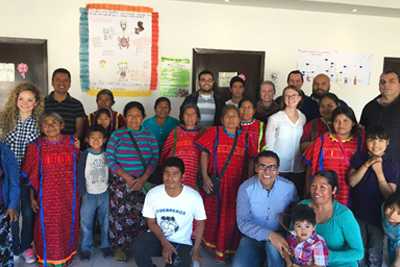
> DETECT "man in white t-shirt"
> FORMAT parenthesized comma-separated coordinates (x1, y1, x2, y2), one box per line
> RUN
(133, 157, 206, 267)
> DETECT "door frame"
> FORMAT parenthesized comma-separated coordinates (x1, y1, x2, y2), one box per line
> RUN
(192, 48, 265, 92)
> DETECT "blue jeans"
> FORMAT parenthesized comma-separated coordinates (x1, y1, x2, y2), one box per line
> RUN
(11, 185, 34, 254)
(80, 191, 110, 252)
(232, 236, 284, 267)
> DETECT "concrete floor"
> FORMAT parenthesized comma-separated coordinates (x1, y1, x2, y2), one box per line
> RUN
(15, 247, 231, 267)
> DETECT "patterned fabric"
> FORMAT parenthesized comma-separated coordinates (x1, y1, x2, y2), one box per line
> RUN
(105, 127, 159, 177)
(22, 135, 79, 267)
(254, 100, 279, 123)
(0, 205, 13, 267)
(4, 116, 40, 166)
(160, 126, 201, 188)
(108, 175, 146, 250)
(197, 94, 216, 128)
(195, 126, 257, 260)
(301, 117, 331, 144)
(287, 231, 329, 266)
(303, 132, 364, 205)
(240, 119, 265, 152)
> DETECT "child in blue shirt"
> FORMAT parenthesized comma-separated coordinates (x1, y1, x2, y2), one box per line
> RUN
(383, 191, 400, 266)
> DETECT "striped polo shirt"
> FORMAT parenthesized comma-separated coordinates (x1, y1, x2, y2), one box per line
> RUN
(44, 92, 86, 135)
(105, 127, 159, 177)
(197, 93, 216, 128)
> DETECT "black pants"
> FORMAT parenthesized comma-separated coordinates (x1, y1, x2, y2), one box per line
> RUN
(133, 231, 192, 267)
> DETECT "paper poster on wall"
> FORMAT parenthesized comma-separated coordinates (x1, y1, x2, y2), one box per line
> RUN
(80, 4, 159, 96)
(0, 63, 15, 82)
(218, 72, 238, 87)
(159, 57, 191, 97)
(297, 49, 372, 86)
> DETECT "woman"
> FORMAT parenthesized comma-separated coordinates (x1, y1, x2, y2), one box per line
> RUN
(143, 97, 179, 148)
(265, 85, 306, 197)
(239, 98, 265, 153)
(301, 93, 340, 152)
(254, 81, 279, 123)
(160, 104, 201, 189)
(0, 82, 43, 264)
(23, 112, 80, 267)
(196, 105, 257, 261)
(304, 106, 364, 206)
(105, 101, 159, 261)
(301, 170, 364, 267)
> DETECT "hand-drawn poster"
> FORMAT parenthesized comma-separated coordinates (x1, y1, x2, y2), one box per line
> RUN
(80, 4, 159, 96)
(159, 57, 191, 97)
(297, 49, 372, 86)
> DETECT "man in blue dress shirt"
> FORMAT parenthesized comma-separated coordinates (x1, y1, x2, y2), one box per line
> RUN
(232, 150, 298, 267)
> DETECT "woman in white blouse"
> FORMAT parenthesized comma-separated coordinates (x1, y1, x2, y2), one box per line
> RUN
(265, 85, 306, 197)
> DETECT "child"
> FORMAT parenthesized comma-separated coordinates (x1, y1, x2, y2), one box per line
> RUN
(348, 126, 398, 267)
(383, 191, 400, 266)
(22, 112, 80, 267)
(87, 89, 125, 131)
(0, 141, 20, 267)
(284, 204, 328, 267)
(78, 125, 111, 260)
(0, 82, 43, 263)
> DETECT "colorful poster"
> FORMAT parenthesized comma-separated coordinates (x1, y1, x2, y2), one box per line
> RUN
(159, 57, 191, 97)
(297, 49, 372, 86)
(80, 4, 159, 96)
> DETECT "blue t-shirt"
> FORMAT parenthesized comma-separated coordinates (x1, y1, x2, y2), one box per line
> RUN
(143, 116, 179, 147)
(350, 151, 399, 227)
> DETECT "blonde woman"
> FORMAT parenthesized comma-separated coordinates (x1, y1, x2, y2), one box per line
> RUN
(0, 82, 43, 263)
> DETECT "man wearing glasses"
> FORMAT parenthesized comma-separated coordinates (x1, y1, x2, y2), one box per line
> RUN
(232, 150, 298, 267)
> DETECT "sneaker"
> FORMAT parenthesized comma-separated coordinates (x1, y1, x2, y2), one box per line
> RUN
(113, 248, 127, 262)
(101, 247, 112, 258)
(79, 250, 91, 260)
(22, 248, 36, 264)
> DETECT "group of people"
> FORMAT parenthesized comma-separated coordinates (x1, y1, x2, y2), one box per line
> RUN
(0, 67, 400, 267)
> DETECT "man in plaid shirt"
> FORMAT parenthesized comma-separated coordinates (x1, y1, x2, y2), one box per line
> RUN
(285, 204, 328, 267)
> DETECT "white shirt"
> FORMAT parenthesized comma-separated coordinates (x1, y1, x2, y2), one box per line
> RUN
(84, 152, 109, 194)
(225, 99, 239, 107)
(142, 185, 207, 245)
(265, 110, 306, 173)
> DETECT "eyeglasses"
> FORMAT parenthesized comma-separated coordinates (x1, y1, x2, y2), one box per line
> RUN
(284, 94, 300, 99)
(257, 163, 278, 172)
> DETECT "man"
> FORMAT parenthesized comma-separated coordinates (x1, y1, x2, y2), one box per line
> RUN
(311, 73, 348, 107)
(180, 70, 223, 128)
(45, 68, 86, 137)
(232, 150, 298, 267)
(133, 157, 206, 267)
(254, 81, 279, 123)
(276, 70, 319, 122)
(360, 70, 400, 161)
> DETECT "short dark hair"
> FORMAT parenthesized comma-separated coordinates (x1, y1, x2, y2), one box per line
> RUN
(287, 70, 304, 83)
(313, 170, 339, 193)
(366, 125, 390, 141)
(87, 125, 107, 138)
(198, 70, 214, 80)
(154, 97, 171, 110)
(382, 70, 400, 82)
(123, 101, 146, 118)
(221, 104, 240, 119)
(52, 68, 71, 81)
(255, 150, 280, 167)
(331, 106, 359, 136)
(96, 89, 115, 105)
(383, 191, 400, 212)
(319, 93, 341, 108)
(291, 204, 316, 226)
(238, 98, 255, 109)
(163, 156, 185, 174)
(179, 103, 201, 124)
(230, 76, 245, 88)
